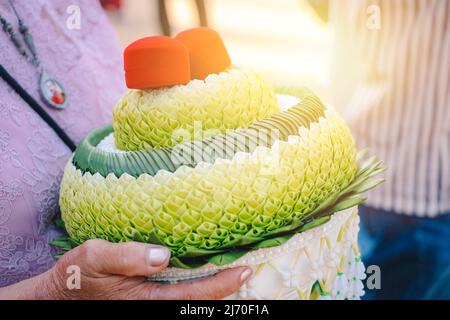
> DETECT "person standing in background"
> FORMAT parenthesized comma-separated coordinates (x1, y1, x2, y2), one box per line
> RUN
(321, 0, 450, 299)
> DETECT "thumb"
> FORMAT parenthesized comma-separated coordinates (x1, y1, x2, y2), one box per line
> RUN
(68, 239, 171, 277)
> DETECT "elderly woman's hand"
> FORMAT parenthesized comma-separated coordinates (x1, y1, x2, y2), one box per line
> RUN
(0, 239, 252, 300)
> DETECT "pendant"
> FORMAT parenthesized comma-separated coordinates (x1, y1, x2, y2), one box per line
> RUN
(39, 70, 67, 110)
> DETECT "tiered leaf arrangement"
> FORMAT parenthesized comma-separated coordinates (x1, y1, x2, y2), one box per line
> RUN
(54, 81, 385, 269)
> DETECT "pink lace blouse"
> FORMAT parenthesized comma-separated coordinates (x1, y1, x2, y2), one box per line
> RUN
(0, 0, 126, 287)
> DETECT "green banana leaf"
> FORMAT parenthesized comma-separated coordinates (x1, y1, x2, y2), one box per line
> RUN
(52, 150, 385, 269)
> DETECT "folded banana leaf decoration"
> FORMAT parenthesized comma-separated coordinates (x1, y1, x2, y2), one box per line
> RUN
(113, 69, 279, 151)
(55, 79, 385, 269)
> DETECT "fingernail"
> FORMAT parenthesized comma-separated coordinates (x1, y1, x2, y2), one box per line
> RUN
(147, 247, 170, 267)
(240, 268, 253, 284)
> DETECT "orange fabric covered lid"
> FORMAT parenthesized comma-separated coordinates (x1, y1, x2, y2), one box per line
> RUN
(175, 27, 231, 80)
(124, 36, 190, 89)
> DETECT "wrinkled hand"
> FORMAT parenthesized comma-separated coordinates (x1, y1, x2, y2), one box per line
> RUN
(2, 239, 252, 300)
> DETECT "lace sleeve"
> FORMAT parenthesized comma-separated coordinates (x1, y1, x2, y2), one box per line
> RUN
(0, 0, 125, 287)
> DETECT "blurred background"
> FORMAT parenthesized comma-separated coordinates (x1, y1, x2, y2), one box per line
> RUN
(101, 0, 331, 96)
